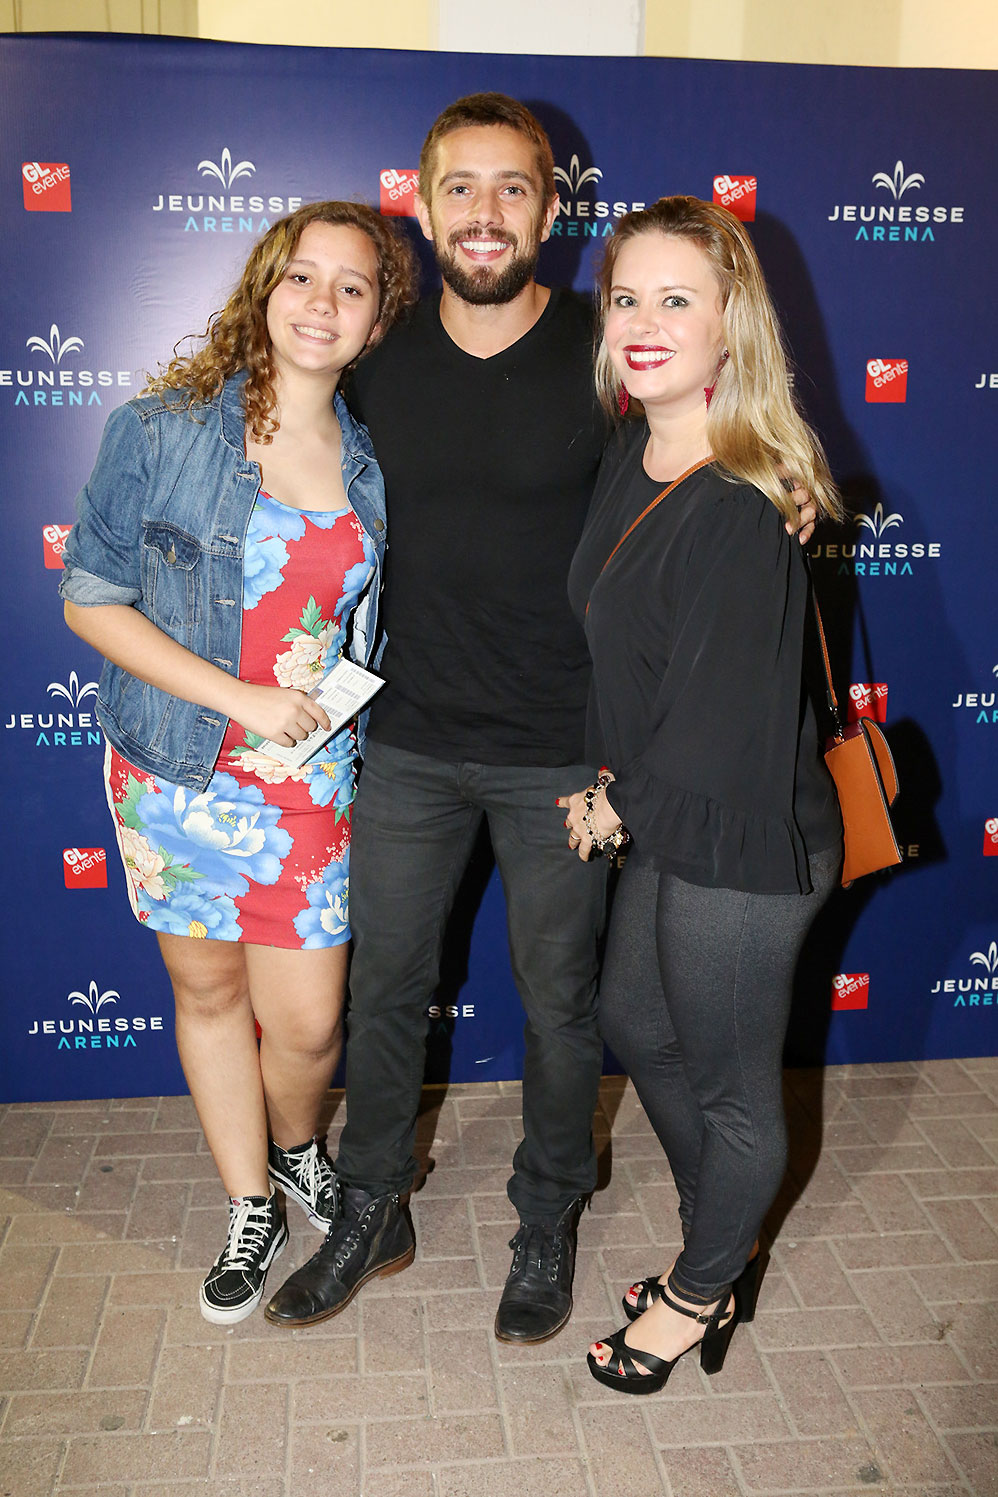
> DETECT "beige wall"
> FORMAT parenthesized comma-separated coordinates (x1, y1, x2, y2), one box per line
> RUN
(197, 0, 433, 50)
(3, 0, 997, 67)
(2, 0, 198, 34)
(644, 0, 998, 68)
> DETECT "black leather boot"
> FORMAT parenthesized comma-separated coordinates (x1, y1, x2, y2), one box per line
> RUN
(264, 1182, 414, 1326)
(494, 1197, 584, 1344)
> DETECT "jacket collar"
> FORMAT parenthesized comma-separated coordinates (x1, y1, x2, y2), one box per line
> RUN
(218, 370, 251, 454)
(334, 389, 376, 465)
(217, 369, 375, 467)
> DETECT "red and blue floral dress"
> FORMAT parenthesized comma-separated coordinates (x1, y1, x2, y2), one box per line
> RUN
(104, 491, 375, 948)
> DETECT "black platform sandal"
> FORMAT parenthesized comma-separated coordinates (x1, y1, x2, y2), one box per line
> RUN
(588, 1286, 737, 1394)
(623, 1250, 763, 1325)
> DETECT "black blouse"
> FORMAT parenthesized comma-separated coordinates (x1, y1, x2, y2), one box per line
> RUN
(567, 422, 841, 894)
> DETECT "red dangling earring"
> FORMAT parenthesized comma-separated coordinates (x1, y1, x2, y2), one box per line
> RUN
(704, 349, 730, 409)
(617, 385, 630, 416)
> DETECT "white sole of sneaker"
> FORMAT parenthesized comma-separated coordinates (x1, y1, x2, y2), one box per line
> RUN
(267, 1168, 331, 1232)
(198, 1225, 288, 1325)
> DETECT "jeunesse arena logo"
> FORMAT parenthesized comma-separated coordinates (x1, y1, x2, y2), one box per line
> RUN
(2, 323, 133, 410)
(827, 161, 964, 243)
(809, 503, 942, 579)
(548, 155, 647, 238)
(27, 980, 166, 1053)
(4, 672, 103, 749)
(931, 942, 998, 1010)
(151, 147, 302, 233)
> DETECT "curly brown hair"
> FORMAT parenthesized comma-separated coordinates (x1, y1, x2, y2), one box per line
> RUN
(145, 201, 417, 442)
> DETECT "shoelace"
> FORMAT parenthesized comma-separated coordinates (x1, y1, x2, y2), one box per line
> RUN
(283, 1143, 338, 1214)
(221, 1198, 273, 1270)
(509, 1223, 562, 1282)
(286, 1144, 332, 1197)
(329, 1225, 363, 1272)
(320, 1207, 373, 1272)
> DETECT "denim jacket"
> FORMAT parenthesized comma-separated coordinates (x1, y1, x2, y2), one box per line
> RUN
(60, 371, 387, 789)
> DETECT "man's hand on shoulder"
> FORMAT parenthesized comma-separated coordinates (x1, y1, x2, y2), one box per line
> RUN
(785, 480, 817, 546)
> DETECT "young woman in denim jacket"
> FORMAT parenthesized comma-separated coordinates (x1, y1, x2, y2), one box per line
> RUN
(61, 202, 415, 1324)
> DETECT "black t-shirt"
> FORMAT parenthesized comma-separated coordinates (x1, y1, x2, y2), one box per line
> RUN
(568, 422, 841, 893)
(349, 289, 608, 767)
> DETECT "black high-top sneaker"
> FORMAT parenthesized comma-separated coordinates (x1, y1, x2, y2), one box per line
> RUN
(199, 1192, 288, 1324)
(268, 1137, 338, 1230)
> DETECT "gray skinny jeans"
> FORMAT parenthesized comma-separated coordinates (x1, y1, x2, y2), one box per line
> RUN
(598, 843, 841, 1303)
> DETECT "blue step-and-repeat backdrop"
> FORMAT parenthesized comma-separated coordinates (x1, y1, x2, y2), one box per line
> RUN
(1, 34, 995, 1103)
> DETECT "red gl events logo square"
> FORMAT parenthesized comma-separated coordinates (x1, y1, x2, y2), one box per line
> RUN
(848, 682, 888, 723)
(380, 169, 419, 217)
(43, 523, 72, 569)
(63, 847, 108, 889)
(866, 358, 907, 402)
(713, 174, 757, 221)
(984, 818, 998, 856)
(23, 162, 72, 212)
(832, 973, 870, 1011)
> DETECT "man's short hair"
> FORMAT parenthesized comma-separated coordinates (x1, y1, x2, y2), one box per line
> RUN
(418, 92, 557, 208)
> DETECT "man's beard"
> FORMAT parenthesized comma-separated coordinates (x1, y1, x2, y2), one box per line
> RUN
(435, 228, 541, 306)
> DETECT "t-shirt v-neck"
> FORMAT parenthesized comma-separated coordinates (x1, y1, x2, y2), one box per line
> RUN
(348, 288, 609, 766)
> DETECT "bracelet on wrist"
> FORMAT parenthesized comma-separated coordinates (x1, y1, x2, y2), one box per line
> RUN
(582, 773, 629, 859)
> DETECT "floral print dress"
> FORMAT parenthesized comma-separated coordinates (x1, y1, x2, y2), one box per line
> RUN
(104, 491, 376, 948)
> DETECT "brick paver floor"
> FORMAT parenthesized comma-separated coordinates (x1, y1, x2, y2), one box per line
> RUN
(1, 1058, 996, 1496)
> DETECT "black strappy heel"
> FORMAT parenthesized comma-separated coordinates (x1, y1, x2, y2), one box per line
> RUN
(623, 1250, 763, 1325)
(587, 1286, 737, 1394)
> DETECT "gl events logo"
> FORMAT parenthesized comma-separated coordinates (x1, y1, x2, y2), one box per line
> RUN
(43, 523, 71, 569)
(713, 175, 756, 221)
(380, 169, 419, 216)
(832, 973, 869, 1011)
(984, 818, 998, 857)
(3, 323, 133, 410)
(828, 160, 964, 242)
(23, 161, 71, 212)
(848, 682, 888, 723)
(27, 980, 165, 1051)
(811, 501, 941, 578)
(4, 671, 102, 749)
(931, 941, 998, 1009)
(64, 847, 108, 889)
(866, 358, 907, 403)
(152, 147, 302, 233)
(952, 664, 998, 725)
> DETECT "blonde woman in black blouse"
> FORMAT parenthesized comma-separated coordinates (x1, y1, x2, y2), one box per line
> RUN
(559, 196, 843, 1393)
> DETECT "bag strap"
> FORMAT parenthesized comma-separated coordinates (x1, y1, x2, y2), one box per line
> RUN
(585, 458, 713, 616)
(805, 556, 845, 743)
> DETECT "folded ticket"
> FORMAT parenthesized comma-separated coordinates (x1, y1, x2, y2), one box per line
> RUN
(256, 658, 384, 769)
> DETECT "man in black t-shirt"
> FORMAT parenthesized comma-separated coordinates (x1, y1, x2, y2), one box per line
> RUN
(266, 93, 608, 1345)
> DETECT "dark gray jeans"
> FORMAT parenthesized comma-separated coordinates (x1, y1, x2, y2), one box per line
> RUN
(598, 844, 841, 1302)
(336, 740, 607, 1223)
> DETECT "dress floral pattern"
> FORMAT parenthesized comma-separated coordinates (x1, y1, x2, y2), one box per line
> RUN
(105, 491, 375, 947)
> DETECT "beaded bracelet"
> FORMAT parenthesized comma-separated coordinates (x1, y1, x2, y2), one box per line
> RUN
(582, 772, 629, 859)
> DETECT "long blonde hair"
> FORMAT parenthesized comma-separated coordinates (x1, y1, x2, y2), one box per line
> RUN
(145, 201, 417, 443)
(595, 196, 842, 523)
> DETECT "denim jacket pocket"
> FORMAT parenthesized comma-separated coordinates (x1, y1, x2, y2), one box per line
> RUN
(142, 520, 202, 639)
